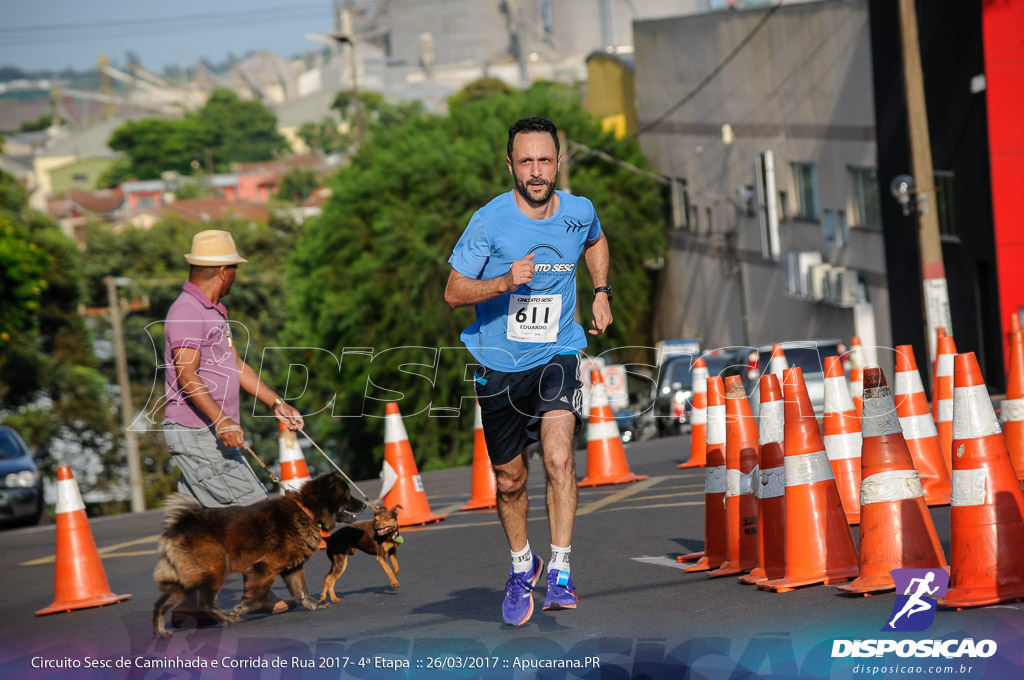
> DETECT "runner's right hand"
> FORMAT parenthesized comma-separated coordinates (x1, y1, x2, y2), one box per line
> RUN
(506, 253, 536, 289)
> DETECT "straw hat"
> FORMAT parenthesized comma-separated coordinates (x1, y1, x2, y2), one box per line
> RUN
(184, 230, 248, 266)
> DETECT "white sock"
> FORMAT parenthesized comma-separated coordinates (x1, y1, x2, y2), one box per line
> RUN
(550, 544, 571, 574)
(511, 542, 533, 574)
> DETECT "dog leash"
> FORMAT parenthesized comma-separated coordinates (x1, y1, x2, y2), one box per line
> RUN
(298, 427, 377, 508)
(215, 422, 281, 484)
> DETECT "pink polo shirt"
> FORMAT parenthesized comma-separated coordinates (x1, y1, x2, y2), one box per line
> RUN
(163, 281, 242, 428)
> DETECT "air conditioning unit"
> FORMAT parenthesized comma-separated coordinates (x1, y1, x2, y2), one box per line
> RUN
(809, 263, 832, 301)
(838, 268, 860, 307)
(826, 266, 846, 305)
(782, 251, 823, 299)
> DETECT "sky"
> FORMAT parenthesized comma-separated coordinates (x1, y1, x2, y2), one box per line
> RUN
(0, 0, 339, 73)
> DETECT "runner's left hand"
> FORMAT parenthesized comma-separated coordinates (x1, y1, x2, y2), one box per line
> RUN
(589, 297, 613, 335)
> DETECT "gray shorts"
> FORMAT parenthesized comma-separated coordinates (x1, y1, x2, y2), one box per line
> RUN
(162, 421, 268, 507)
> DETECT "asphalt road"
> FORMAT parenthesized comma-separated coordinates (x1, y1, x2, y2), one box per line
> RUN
(2, 433, 1023, 679)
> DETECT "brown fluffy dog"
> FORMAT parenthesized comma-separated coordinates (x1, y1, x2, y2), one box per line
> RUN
(320, 504, 403, 603)
(152, 472, 365, 638)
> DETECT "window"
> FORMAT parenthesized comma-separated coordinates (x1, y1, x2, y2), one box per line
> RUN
(137, 195, 156, 210)
(849, 166, 881, 228)
(824, 209, 836, 244)
(73, 173, 88, 183)
(837, 210, 849, 247)
(934, 171, 957, 238)
(792, 163, 818, 219)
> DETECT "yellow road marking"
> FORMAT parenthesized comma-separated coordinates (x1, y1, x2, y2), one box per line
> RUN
(577, 476, 665, 516)
(21, 534, 161, 566)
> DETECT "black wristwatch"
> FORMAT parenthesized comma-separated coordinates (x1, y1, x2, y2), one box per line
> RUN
(593, 285, 613, 301)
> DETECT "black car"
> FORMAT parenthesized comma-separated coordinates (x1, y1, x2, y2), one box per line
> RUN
(0, 426, 45, 528)
(636, 349, 747, 437)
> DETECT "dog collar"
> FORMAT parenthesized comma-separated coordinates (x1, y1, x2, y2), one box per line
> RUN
(391, 532, 404, 544)
(289, 496, 321, 528)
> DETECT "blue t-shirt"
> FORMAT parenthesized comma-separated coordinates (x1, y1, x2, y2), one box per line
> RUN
(449, 190, 602, 372)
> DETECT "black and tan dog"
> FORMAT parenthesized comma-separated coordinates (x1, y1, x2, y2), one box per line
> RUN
(320, 504, 403, 603)
(152, 472, 365, 638)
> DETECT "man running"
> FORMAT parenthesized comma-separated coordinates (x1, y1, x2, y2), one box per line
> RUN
(445, 117, 612, 626)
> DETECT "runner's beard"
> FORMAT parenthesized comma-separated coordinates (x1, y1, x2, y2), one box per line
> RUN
(515, 176, 555, 207)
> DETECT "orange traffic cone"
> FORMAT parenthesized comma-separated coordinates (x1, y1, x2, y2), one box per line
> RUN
(933, 334, 957, 475)
(278, 422, 312, 493)
(939, 352, 1024, 608)
(709, 375, 759, 577)
(740, 374, 786, 584)
(848, 367, 864, 419)
(683, 376, 728, 571)
(679, 358, 709, 469)
(1002, 322, 1024, 482)
(837, 367, 947, 595)
(381, 402, 446, 527)
(768, 344, 789, 383)
(931, 326, 948, 421)
(579, 369, 648, 487)
(36, 467, 131, 615)
(893, 345, 951, 505)
(759, 368, 859, 592)
(822, 356, 862, 525)
(849, 336, 866, 369)
(460, 401, 497, 511)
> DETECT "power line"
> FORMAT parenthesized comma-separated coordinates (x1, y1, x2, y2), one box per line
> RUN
(631, 2, 783, 140)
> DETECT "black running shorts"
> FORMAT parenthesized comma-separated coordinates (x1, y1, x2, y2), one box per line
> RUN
(473, 353, 585, 466)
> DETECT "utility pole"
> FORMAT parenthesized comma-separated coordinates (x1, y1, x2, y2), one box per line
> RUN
(105, 276, 146, 513)
(333, 8, 363, 151)
(899, 0, 951, 362)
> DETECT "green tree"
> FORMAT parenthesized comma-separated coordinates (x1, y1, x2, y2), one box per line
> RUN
(278, 168, 322, 202)
(194, 89, 289, 167)
(296, 117, 347, 155)
(285, 81, 667, 477)
(104, 89, 288, 182)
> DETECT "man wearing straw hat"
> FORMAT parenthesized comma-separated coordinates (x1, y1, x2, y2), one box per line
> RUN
(163, 229, 304, 506)
(162, 230, 304, 622)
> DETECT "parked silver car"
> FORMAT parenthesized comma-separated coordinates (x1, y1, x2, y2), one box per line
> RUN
(737, 339, 848, 416)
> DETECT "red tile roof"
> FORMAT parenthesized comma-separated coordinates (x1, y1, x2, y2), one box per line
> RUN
(165, 197, 269, 223)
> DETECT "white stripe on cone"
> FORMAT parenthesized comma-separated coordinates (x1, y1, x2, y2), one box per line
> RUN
(706, 405, 726, 445)
(900, 413, 938, 440)
(784, 451, 835, 486)
(379, 460, 397, 499)
(587, 420, 620, 441)
(950, 468, 987, 506)
(824, 376, 856, 412)
(823, 432, 863, 460)
(1001, 397, 1024, 423)
(385, 410, 410, 444)
(757, 466, 786, 499)
(690, 407, 707, 425)
(705, 465, 727, 494)
(938, 399, 953, 423)
(894, 370, 925, 396)
(758, 400, 784, 446)
(860, 469, 924, 505)
(862, 387, 903, 438)
(693, 367, 709, 392)
(726, 469, 755, 497)
(936, 353, 954, 377)
(952, 384, 1001, 440)
(56, 478, 86, 514)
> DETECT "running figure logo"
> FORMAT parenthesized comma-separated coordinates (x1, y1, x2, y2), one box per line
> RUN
(882, 568, 949, 632)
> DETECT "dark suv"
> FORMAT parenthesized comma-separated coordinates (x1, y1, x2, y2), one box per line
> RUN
(639, 348, 747, 437)
(0, 426, 44, 528)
